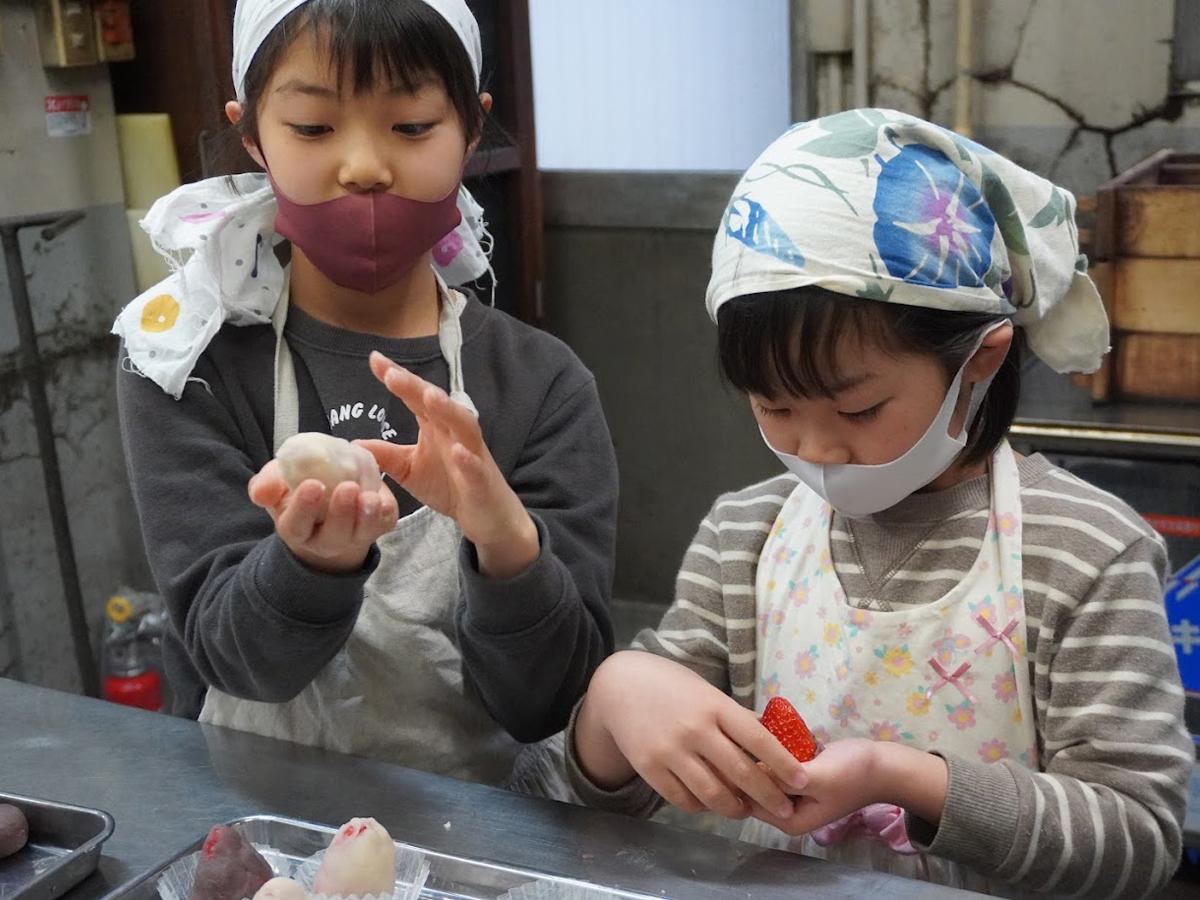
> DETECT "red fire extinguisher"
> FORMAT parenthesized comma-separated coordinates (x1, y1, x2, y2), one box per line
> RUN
(101, 594, 163, 712)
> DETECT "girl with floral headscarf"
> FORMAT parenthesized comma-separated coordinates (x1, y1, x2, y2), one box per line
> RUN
(564, 110, 1190, 896)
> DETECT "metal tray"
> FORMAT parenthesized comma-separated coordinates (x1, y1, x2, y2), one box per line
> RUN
(0, 791, 115, 900)
(108, 815, 660, 900)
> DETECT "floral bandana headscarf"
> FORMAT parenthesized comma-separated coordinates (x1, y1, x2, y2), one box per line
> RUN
(112, 0, 492, 399)
(706, 108, 1110, 374)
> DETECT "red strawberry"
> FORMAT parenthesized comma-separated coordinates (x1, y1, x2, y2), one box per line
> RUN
(760, 696, 820, 762)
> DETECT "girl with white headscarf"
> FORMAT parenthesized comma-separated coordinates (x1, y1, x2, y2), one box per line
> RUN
(111, 0, 617, 786)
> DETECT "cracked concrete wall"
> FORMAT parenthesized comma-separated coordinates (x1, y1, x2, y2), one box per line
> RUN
(0, 3, 150, 690)
(0, 211, 151, 692)
(869, 0, 1200, 195)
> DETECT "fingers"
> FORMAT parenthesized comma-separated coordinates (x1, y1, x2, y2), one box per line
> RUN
(369, 351, 484, 452)
(642, 766, 708, 817)
(747, 794, 826, 837)
(424, 384, 484, 453)
(371, 353, 432, 422)
(373, 482, 400, 528)
(673, 755, 750, 819)
(758, 761, 799, 798)
(746, 799, 787, 831)
(718, 704, 809, 792)
(368, 350, 395, 384)
(635, 737, 755, 819)
(358, 490, 380, 532)
(249, 459, 288, 509)
(314, 482, 360, 549)
(273, 477, 399, 570)
(702, 732, 797, 819)
(356, 439, 417, 483)
(352, 483, 399, 542)
(275, 479, 324, 544)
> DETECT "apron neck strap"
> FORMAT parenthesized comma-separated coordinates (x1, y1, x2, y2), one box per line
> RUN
(435, 271, 478, 418)
(271, 268, 298, 454)
(271, 268, 476, 452)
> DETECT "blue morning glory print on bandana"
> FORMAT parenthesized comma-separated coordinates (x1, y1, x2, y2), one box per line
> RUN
(726, 196, 806, 268)
(873, 144, 995, 289)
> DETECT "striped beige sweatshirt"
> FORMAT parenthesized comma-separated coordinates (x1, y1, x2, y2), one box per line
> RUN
(566, 453, 1193, 898)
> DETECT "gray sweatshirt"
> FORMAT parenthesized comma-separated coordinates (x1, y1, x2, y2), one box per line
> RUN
(117, 297, 618, 741)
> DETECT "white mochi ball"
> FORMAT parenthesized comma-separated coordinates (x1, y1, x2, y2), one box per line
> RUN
(275, 433, 383, 521)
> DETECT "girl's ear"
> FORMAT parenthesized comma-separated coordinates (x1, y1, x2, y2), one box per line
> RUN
(226, 100, 268, 169)
(466, 92, 494, 156)
(965, 322, 1014, 383)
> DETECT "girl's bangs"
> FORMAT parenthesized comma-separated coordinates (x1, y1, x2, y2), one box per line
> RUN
(718, 289, 894, 400)
(293, 0, 472, 96)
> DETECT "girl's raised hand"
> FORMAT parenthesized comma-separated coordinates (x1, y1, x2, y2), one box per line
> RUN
(248, 459, 399, 574)
(358, 351, 539, 579)
(575, 651, 809, 821)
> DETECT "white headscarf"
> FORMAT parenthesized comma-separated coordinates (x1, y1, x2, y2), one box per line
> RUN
(113, 0, 493, 399)
(232, 0, 482, 99)
(707, 109, 1110, 374)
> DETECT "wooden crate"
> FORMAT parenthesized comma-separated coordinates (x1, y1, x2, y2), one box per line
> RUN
(1074, 151, 1200, 403)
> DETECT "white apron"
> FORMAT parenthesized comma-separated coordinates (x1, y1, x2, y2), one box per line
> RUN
(200, 282, 522, 786)
(745, 441, 1038, 895)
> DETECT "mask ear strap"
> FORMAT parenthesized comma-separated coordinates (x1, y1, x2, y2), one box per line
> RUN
(249, 135, 270, 174)
(965, 319, 1013, 380)
(962, 319, 1012, 431)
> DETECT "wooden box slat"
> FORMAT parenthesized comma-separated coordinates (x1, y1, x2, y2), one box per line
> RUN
(1078, 150, 1200, 403)
(1115, 189, 1200, 258)
(1115, 334, 1200, 402)
(1112, 259, 1200, 334)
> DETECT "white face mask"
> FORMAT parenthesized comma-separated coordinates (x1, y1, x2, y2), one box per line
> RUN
(762, 323, 1007, 518)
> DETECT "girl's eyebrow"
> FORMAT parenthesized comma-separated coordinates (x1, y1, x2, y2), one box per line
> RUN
(827, 371, 877, 394)
(274, 78, 338, 98)
(387, 78, 437, 96)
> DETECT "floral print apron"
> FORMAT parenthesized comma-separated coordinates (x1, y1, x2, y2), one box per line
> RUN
(744, 441, 1038, 894)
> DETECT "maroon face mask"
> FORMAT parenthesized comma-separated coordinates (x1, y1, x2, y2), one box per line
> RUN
(271, 176, 463, 295)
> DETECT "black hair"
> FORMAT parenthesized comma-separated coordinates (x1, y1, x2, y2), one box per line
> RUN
(716, 286, 1022, 466)
(216, 0, 485, 174)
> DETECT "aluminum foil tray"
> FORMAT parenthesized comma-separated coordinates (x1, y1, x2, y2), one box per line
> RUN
(0, 791, 115, 900)
(107, 814, 661, 900)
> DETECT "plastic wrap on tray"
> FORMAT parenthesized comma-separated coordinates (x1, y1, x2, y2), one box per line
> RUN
(157, 819, 430, 900)
(498, 881, 630, 900)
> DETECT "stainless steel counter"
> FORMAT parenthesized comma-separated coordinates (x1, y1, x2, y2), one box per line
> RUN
(0, 679, 976, 898)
